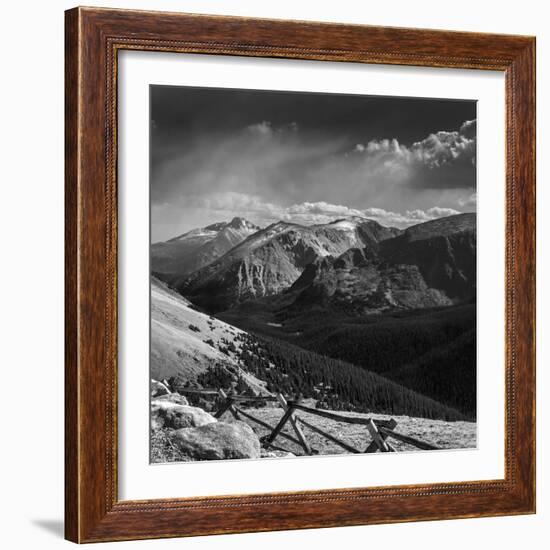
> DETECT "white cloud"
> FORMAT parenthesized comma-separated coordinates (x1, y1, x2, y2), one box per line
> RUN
(286, 201, 363, 218)
(458, 192, 477, 207)
(188, 191, 282, 218)
(355, 121, 476, 173)
(365, 138, 409, 158)
(246, 121, 273, 136)
(184, 193, 461, 230)
(152, 119, 476, 240)
(362, 206, 460, 227)
(246, 121, 299, 137)
(459, 119, 477, 139)
(411, 131, 475, 169)
(423, 206, 462, 218)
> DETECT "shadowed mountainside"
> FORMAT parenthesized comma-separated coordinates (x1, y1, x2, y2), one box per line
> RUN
(289, 213, 476, 313)
(220, 302, 477, 418)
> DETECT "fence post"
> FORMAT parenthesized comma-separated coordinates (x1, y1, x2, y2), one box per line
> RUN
(276, 393, 312, 455)
(365, 418, 391, 452)
(264, 404, 296, 446)
(232, 405, 306, 449)
(214, 389, 240, 420)
(364, 418, 397, 453)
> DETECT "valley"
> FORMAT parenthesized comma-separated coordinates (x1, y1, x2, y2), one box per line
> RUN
(150, 212, 477, 460)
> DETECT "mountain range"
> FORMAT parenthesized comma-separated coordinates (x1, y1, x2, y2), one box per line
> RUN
(157, 213, 475, 314)
(151, 217, 259, 279)
(289, 213, 475, 314)
(151, 212, 477, 420)
(173, 217, 403, 312)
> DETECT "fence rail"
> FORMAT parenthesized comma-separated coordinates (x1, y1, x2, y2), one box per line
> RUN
(160, 382, 440, 455)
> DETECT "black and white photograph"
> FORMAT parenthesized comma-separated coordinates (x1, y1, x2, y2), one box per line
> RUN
(149, 85, 477, 463)
(2, 0, 543, 547)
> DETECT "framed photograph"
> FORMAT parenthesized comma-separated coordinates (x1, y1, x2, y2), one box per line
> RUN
(65, 7, 536, 543)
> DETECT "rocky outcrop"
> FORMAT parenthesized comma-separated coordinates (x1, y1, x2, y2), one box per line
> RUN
(151, 379, 170, 397)
(169, 421, 261, 460)
(151, 401, 217, 430)
(289, 214, 475, 314)
(293, 254, 452, 313)
(379, 213, 476, 302)
(154, 393, 189, 406)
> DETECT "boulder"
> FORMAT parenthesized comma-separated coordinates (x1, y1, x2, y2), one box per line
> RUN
(154, 393, 189, 406)
(151, 401, 216, 430)
(169, 421, 261, 460)
(151, 379, 170, 397)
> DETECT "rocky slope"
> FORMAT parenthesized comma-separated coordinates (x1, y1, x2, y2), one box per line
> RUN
(289, 213, 476, 314)
(151, 217, 259, 279)
(177, 218, 401, 311)
(379, 212, 476, 302)
(150, 382, 262, 462)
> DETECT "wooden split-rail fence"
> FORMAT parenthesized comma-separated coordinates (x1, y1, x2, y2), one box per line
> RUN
(170, 385, 440, 455)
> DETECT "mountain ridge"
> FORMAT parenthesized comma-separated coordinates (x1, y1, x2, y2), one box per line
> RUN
(290, 213, 476, 314)
(176, 217, 401, 311)
(152, 217, 260, 279)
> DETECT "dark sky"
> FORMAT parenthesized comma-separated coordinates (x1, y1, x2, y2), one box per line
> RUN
(151, 85, 476, 242)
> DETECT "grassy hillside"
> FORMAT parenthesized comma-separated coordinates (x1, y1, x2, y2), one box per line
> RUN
(150, 277, 268, 394)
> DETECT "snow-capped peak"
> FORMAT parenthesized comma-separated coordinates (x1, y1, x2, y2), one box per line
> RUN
(326, 219, 360, 231)
(175, 227, 218, 241)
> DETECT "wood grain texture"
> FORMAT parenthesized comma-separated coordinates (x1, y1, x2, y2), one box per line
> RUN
(64, 8, 79, 543)
(64, 6, 536, 543)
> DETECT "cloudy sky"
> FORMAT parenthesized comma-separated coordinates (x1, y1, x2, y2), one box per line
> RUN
(151, 85, 476, 243)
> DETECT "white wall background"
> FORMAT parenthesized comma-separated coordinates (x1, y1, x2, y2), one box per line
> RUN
(0, 1, 546, 548)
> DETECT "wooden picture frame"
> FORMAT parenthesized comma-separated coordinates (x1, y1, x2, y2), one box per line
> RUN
(65, 6, 536, 543)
